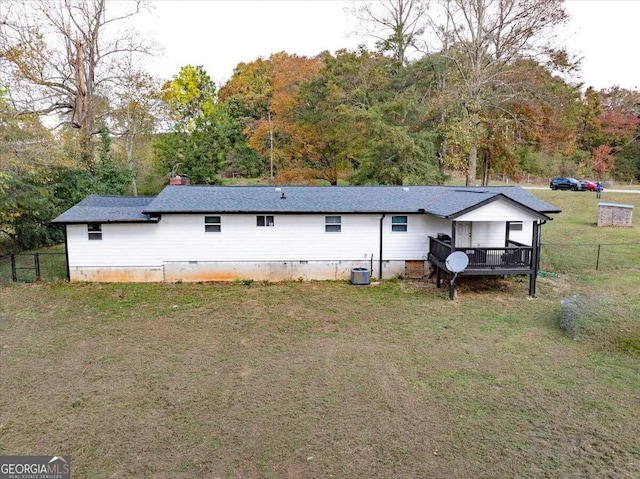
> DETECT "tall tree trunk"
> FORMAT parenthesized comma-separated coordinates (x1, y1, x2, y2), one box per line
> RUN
(438, 138, 447, 177)
(73, 38, 94, 171)
(125, 133, 137, 196)
(482, 150, 490, 186)
(466, 145, 477, 186)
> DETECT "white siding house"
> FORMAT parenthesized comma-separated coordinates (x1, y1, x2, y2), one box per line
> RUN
(65, 213, 450, 282)
(452, 197, 540, 248)
(54, 185, 560, 294)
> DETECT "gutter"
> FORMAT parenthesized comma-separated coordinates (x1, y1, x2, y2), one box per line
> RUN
(51, 218, 160, 224)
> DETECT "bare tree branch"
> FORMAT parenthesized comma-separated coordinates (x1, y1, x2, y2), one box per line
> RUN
(0, 0, 155, 169)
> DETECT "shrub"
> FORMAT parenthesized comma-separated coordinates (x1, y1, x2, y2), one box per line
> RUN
(559, 294, 585, 339)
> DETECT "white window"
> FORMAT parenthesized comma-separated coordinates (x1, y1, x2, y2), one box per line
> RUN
(509, 221, 523, 232)
(391, 215, 408, 232)
(325, 215, 341, 232)
(205, 216, 221, 232)
(88, 223, 102, 240)
(257, 215, 274, 227)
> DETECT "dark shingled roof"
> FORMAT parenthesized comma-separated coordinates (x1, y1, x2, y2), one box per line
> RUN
(53, 186, 560, 223)
(52, 195, 157, 223)
(142, 185, 560, 218)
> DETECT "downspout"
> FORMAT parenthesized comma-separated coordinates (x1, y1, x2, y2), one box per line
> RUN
(529, 219, 545, 297)
(536, 220, 546, 275)
(450, 221, 457, 253)
(64, 225, 70, 281)
(370, 253, 374, 278)
(379, 213, 386, 279)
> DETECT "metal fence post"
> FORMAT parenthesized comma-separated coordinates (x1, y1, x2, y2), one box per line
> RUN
(11, 254, 17, 281)
(35, 253, 41, 280)
(596, 244, 601, 271)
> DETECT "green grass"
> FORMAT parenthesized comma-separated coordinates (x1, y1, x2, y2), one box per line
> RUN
(0, 187, 639, 477)
(1, 276, 639, 478)
(534, 189, 640, 273)
(0, 244, 67, 283)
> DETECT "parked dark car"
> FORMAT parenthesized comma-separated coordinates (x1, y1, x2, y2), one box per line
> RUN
(550, 177, 584, 191)
(580, 180, 598, 191)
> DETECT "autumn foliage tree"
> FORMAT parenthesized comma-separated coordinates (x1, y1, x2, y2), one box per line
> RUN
(591, 144, 615, 178)
(220, 53, 323, 181)
(574, 87, 640, 180)
(421, 0, 569, 185)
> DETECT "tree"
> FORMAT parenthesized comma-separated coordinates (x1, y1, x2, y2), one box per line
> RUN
(427, 0, 568, 185)
(292, 49, 387, 185)
(295, 49, 440, 185)
(94, 128, 131, 195)
(591, 144, 615, 179)
(0, 0, 152, 169)
(0, 168, 63, 252)
(577, 87, 604, 151)
(154, 65, 218, 182)
(575, 87, 640, 179)
(108, 63, 162, 195)
(223, 53, 322, 181)
(0, 86, 62, 251)
(219, 57, 275, 178)
(161, 65, 216, 129)
(0, 86, 55, 171)
(599, 87, 640, 182)
(350, 119, 439, 185)
(598, 87, 640, 148)
(476, 58, 582, 181)
(154, 65, 255, 184)
(353, 0, 428, 65)
(219, 57, 273, 133)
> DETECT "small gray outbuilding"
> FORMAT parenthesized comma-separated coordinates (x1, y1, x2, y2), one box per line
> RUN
(597, 202, 634, 227)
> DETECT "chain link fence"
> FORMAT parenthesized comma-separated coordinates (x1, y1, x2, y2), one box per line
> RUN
(541, 243, 640, 274)
(1, 244, 639, 283)
(0, 253, 68, 283)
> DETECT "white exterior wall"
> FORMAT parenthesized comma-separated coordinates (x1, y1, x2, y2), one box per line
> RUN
(66, 213, 452, 282)
(455, 198, 540, 223)
(467, 221, 505, 248)
(508, 221, 534, 245)
(455, 199, 539, 247)
(460, 221, 534, 248)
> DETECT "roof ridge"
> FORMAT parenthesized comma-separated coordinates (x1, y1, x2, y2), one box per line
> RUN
(84, 194, 155, 198)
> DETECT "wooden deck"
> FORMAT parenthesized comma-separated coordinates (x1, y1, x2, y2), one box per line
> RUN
(428, 237, 534, 276)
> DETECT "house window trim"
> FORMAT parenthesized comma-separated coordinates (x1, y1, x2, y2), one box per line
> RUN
(88, 223, 102, 240)
(204, 215, 221, 233)
(508, 221, 524, 232)
(257, 215, 275, 227)
(325, 215, 342, 233)
(391, 215, 408, 232)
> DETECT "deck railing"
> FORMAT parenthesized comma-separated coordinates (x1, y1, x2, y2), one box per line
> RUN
(428, 237, 533, 270)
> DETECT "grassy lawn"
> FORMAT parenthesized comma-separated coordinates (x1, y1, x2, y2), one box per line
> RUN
(1, 189, 639, 478)
(536, 189, 640, 273)
(1, 277, 639, 478)
(0, 244, 67, 283)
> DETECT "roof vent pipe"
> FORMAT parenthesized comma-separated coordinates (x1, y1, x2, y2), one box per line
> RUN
(281, 192, 286, 199)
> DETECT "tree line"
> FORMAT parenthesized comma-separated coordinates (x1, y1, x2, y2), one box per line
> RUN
(1, 0, 639, 252)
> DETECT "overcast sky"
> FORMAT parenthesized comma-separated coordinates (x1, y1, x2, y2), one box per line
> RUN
(139, 0, 639, 91)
